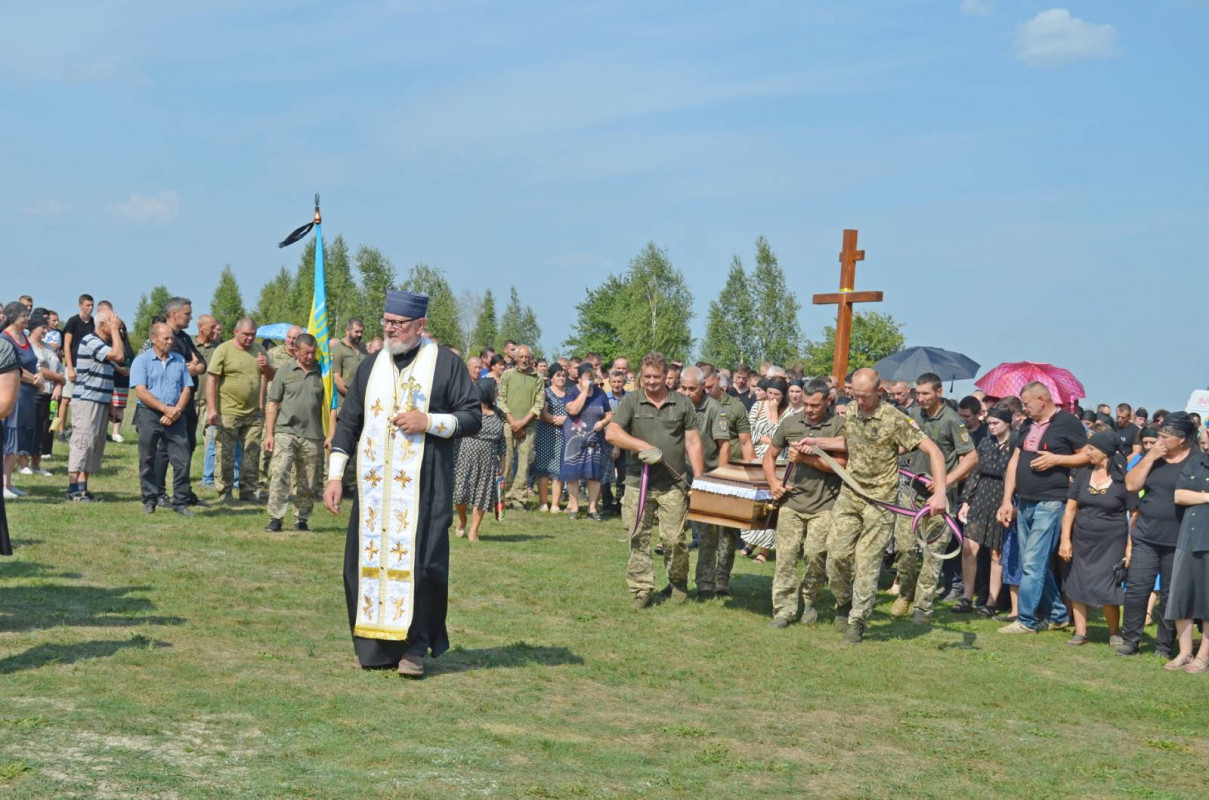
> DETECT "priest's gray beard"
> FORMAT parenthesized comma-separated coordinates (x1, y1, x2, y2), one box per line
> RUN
(386, 335, 420, 355)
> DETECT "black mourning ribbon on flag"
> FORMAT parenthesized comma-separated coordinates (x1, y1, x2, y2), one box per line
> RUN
(278, 221, 315, 249)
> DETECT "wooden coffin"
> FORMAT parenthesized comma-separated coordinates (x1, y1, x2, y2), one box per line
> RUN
(688, 460, 778, 530)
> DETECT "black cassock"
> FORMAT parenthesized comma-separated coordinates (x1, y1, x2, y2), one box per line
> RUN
(331, 343, 480, 666)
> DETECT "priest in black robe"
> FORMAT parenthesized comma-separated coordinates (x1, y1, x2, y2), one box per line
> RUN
(324, 290, 480, 677)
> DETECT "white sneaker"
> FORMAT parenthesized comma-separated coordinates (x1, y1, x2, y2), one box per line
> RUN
(3, 488, 19, 500)
(9, 486, 28, 496)
(34, 468, 52, 476)
(18, 467, 34, 475)
(111, 433, 125, 443)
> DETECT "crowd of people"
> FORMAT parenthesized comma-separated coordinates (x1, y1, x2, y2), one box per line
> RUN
(2, 291, 1208, 676)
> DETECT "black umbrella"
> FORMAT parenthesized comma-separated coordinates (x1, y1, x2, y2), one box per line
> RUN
(873, 346, 980, 382)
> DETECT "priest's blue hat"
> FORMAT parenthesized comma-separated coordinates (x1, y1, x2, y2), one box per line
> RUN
(385, 289, 429, 319)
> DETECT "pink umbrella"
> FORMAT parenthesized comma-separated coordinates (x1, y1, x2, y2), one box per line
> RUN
(975, 361, 1086, 406)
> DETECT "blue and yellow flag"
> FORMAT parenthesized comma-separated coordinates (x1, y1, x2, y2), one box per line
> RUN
(279, 194, 336, 434)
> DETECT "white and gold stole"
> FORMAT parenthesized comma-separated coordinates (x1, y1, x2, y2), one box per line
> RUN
(353, 339, 439, 640)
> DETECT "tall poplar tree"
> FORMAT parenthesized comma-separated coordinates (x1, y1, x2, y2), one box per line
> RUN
(700, 256, 756, 368)
(132, 285, 173, 346)
(255, 267, 296, 328)
(470, 288, 498, 354)
(355, 245, 396, 340)
(498, 286, 542, 356)
(613, 242, 693, 363)
(209, 265, 246, 334)
(750, 235, 801, 366)
(401, 263, 462, 346)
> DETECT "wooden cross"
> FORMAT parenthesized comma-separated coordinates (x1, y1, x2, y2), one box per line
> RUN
(812, 229, 884, 385)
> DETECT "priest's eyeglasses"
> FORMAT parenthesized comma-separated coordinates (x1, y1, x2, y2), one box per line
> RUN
(381, 317, 418, 330)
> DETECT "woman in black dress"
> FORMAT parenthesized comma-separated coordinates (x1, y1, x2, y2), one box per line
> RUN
(452, 379, 506, 542)
(1058, 430, 1137, 646)
(1117, 413, 1196, 657)
(957, 406, 1015, 617)
(1165, 425, 1209, 673)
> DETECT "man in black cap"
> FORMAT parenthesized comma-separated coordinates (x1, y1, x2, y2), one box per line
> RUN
(324, 289, 480, 678)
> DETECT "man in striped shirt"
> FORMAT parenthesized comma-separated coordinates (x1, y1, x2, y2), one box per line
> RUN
(67, 308, 126, 501)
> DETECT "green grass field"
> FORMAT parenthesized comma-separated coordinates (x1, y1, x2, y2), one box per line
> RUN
(0, 441, 1204, 799)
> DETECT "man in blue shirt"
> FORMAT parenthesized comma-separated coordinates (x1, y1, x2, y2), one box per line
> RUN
(131, 322, 194, 515)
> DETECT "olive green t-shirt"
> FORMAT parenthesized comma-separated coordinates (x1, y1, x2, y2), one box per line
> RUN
(839, 401, 927, 501)
(329, 338, 367, 406)
(498, 368, 545, 420)
(611, 389, 698, 490)
(718, 392, 752, 452)
(267, 361, 326, 440)
(206, 340, 266, 418)
(908, 402, 974, 477)
(693, 396, 730, 472)
(771, 412, 843, 514)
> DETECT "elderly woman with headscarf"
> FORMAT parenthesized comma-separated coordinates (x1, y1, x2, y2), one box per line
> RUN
(452, 379, 507, 542)
(1164, 424, 1209, 672)
(1116, 413, 1196, 657)
(1057, 430, 1138, 646)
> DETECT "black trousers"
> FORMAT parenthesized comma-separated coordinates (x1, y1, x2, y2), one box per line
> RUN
(183, 401, 199, 452)
(1121, 538, 1175, 654)
(135, 406, 192, 507)
(35, 394, 54, 457)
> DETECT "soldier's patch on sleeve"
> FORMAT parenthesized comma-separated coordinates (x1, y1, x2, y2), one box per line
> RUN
(959, 431, 970, 444)
(909, 418, 921, 431)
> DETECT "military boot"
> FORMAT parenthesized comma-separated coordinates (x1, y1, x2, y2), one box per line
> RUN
(833, 602, 851, 632)
(799, 605, 819, 626)
(889, 597, 911, 617)
(843, 619, 866, 645)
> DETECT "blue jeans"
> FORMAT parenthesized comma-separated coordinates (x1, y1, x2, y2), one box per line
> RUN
(1016, 499, 1069, 630)
(202, 425, 241, 487)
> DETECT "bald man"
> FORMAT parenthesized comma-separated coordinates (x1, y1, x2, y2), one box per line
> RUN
(793, 368, 948, 644)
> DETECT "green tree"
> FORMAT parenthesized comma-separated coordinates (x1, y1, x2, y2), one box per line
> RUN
(355, 245, 397, 340)
(132, 285, 173, 347)
(470, 289, 499, 355)
(209, 265, 247, 334)
(699, 256, 757, 368)
(324, 235, 362, 334)
(613, 242, 693, 363)
(287, 239, 318, 326)
(255, 267, 296, 327)
(401, 263, 462, 346)
(801, 311, 905, 377)
(563, 275, 625, 358)
(750, 235, 801, 365)
(498, 286, 543, 357)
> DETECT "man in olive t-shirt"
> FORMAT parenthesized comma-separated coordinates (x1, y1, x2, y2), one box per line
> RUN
(764, 379, 844, 626)
(606, 353, 704, 608)
(678, 368, 732, 599)
(330, 318, 367, 407)
(206, 317, 268, 502)
(264, 333, 325, 531)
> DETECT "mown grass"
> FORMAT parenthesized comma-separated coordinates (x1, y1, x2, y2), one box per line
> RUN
(0, 441, 1204, 799)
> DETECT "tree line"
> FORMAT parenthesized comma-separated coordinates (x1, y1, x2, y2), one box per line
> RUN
(132, 234, 905, 376)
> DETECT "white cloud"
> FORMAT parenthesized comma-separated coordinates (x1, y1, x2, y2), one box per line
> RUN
(960, 0, 994, 17)
(1014, 9, 1121, 68)
(20, 199, 70, 216)
(108, 191, 180, 224)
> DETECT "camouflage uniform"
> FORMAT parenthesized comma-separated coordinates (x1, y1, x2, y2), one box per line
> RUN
(266, 360, 325, 523)
(769, 412, 843, 621)
(497, 368, 545, 506)
(611, 389, 698, 597)
(893, 402, 974, 614)
(826, 402, 926, 627)
(207, 340, 267, 499)
(690, 396, 732, 594)
(258, 345, 297, 497)
(706, 392, 753, 592)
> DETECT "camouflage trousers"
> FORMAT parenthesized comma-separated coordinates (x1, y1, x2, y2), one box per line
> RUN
(826, 489, 896, 626)
(623, 486, 689, 595)
(215, 413, 264, 497)
(503, 421, 537, 505)
(694, 524, 739, 593)
(893, 486, 951, 615)
(267, 432, 324, 522)
(772, 508, 833, 621)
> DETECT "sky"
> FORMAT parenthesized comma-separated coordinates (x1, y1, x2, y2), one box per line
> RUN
(3, 1, 1206, 412)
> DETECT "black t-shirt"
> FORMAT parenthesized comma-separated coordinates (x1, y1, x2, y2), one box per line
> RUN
(1115, 422, 1140, 455)
(727, 386, 756, 412)
(171, 328, 204, 394)
(1133, 455, 1189, 547)
(63, 314, 95, 365)
(1013, 409, 1089, 502)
